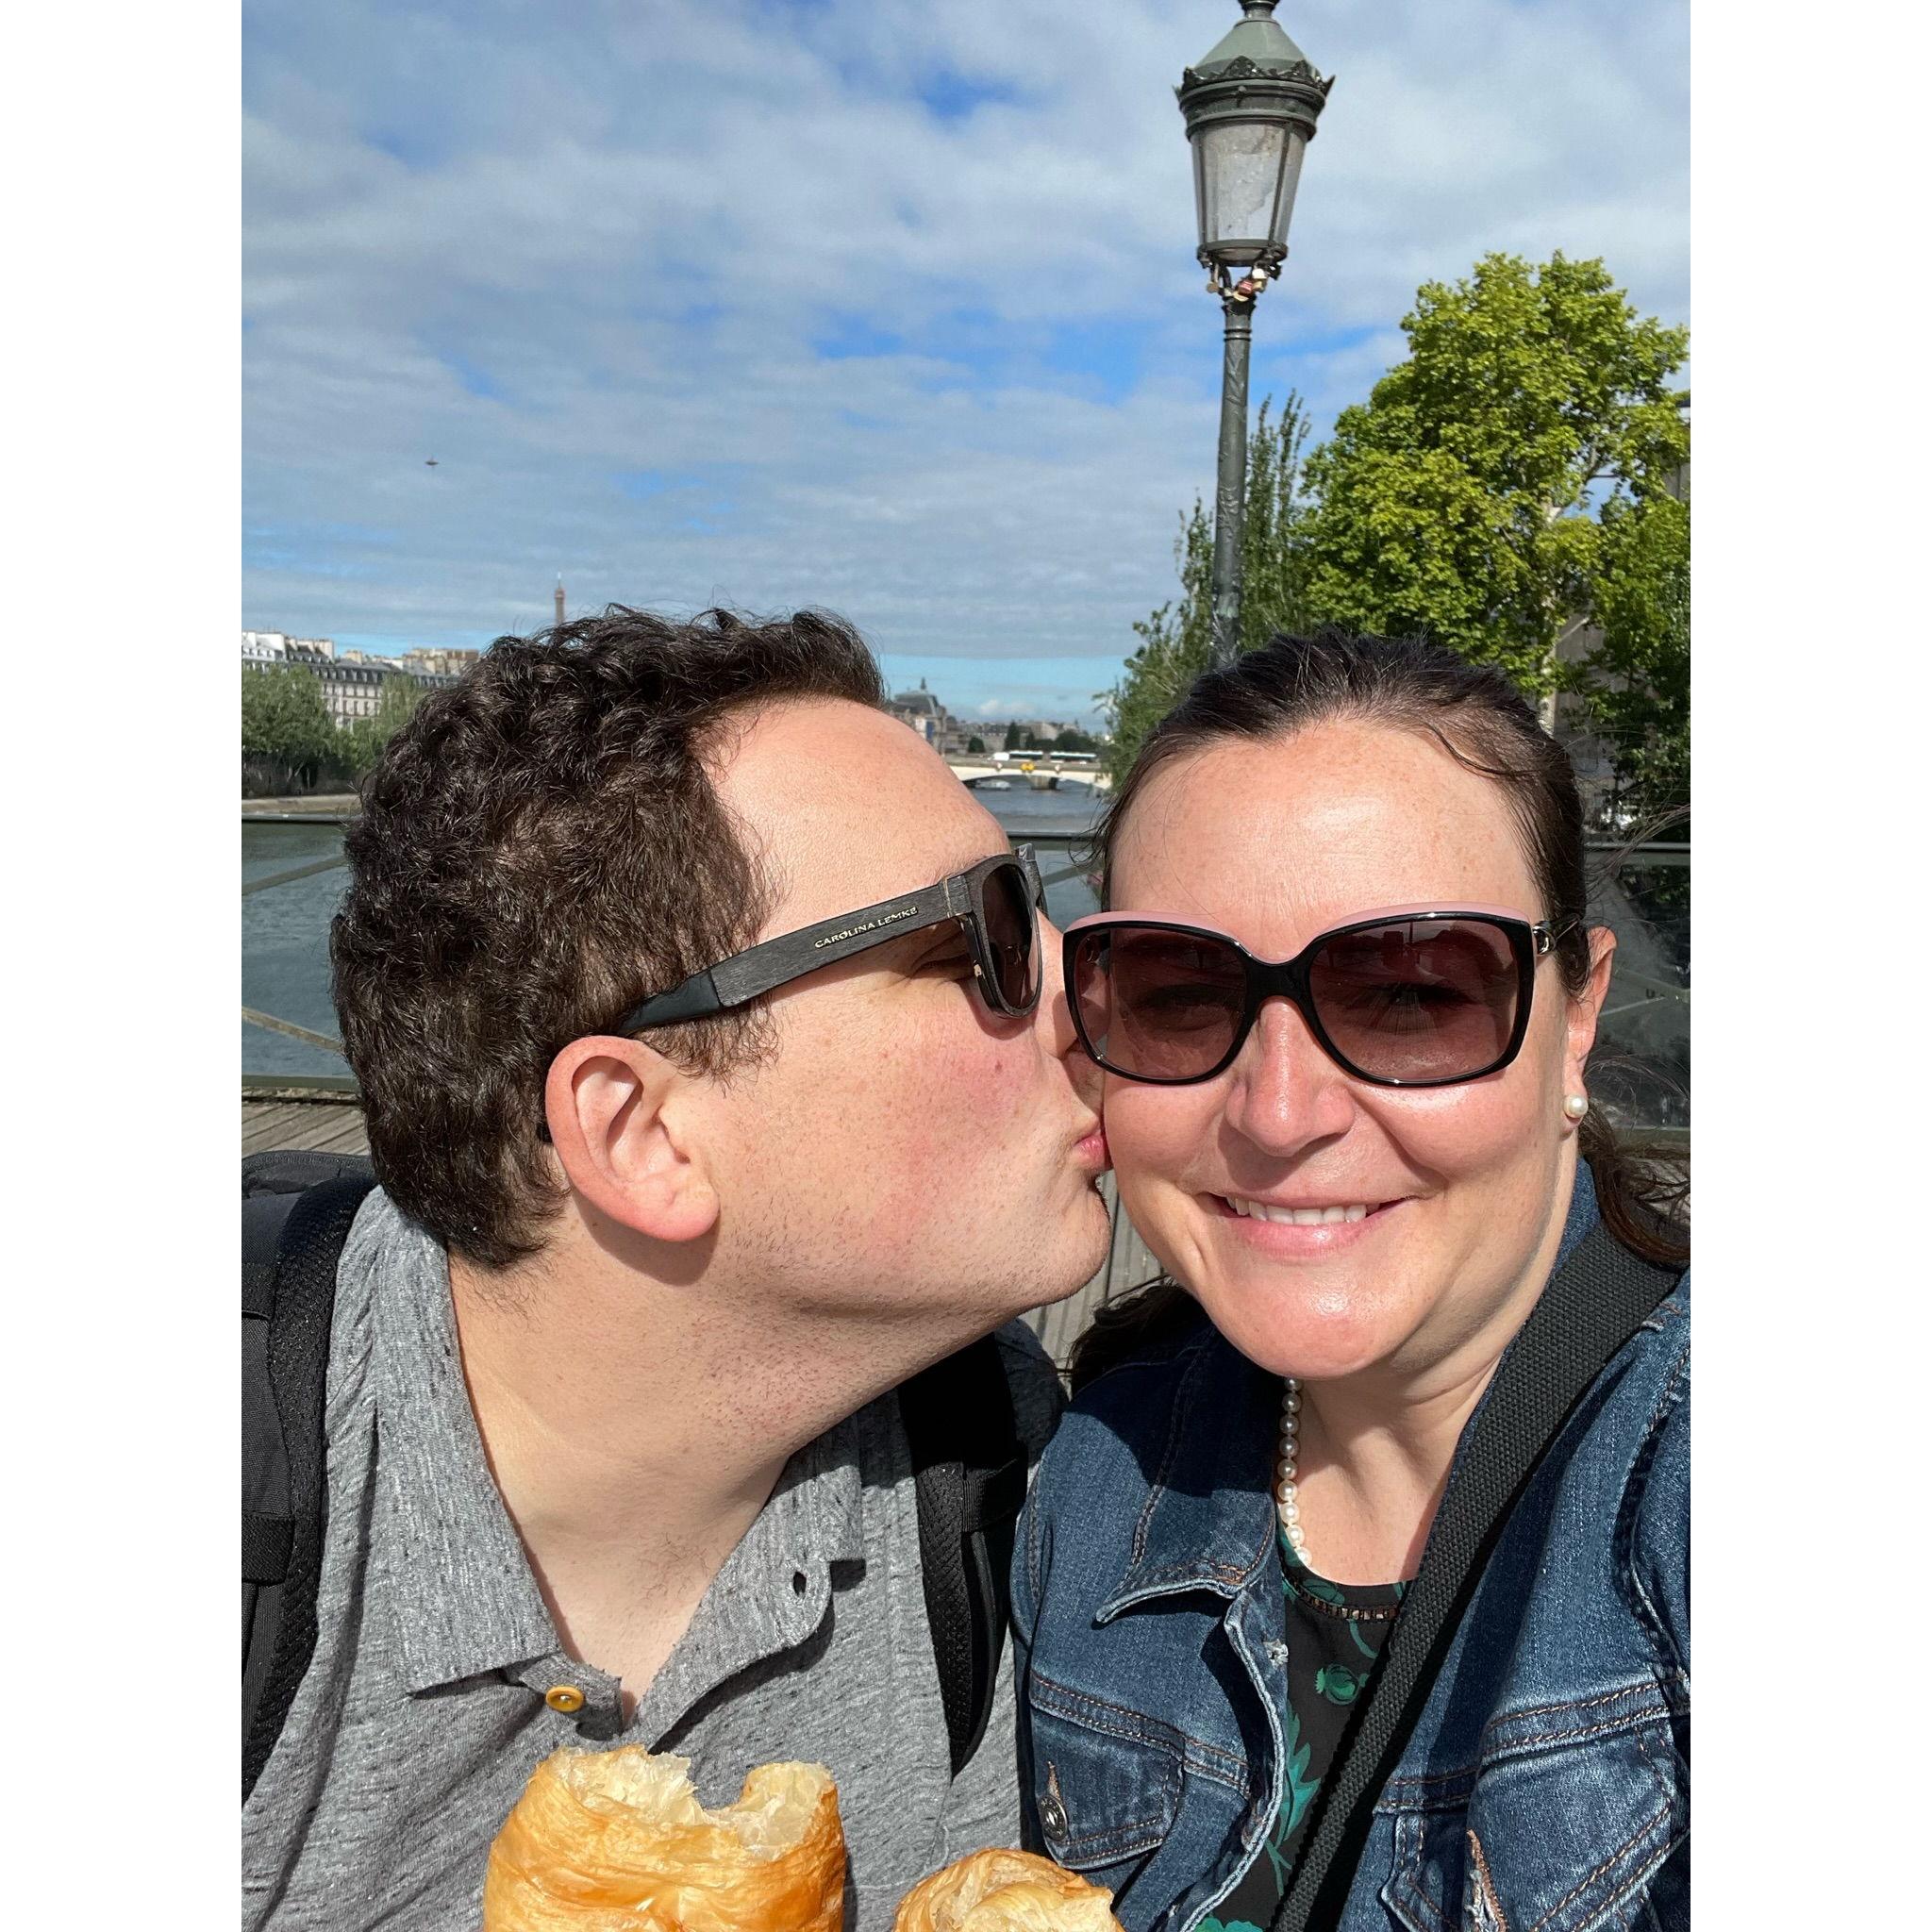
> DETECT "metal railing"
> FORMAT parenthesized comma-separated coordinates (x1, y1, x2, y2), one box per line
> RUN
(242, 818, 1687, 1357)
(243, 822, 1689, 1128)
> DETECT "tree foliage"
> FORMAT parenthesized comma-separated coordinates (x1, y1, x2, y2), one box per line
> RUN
(340, 674, 426, 774)
(242, 665, 337, 791)
(1566, 489, 1690, 824)
(1301, 251, 1688, 703)
(1099, 255, 1690, 808)
(241, 662, 431, 793)
(1099, 393, 1313, 787)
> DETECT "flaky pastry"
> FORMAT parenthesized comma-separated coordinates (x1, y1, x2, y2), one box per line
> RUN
(483, 1747, 846, 1932)
(891, 1848, 1124, 1932)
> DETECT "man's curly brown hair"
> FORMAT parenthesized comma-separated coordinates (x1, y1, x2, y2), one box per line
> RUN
(329, 605, 887, 1267)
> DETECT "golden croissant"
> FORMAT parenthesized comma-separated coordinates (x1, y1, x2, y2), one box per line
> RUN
(483, 1747, 846, 1932)
(892, 1848, 1124, 1932)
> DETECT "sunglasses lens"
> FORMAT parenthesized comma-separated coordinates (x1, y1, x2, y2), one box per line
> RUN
(1309, 919, 1522, 1082)
(1072, 926, 1246, 1079)
(982, 860, 1040, 1010)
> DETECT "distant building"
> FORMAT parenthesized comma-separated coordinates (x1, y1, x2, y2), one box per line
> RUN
(398, 646, 482, 679)
(989, 719, 1082, 752)
(889, 679, 966, 755)
(244, 630, 464, 728)
(242, 628, 335, 663)
(286, 647, 393, 727)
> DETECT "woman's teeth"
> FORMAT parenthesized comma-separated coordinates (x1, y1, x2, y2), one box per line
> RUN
(1224, 1198, 1373, 1225)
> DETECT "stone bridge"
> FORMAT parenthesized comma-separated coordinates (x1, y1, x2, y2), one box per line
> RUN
(942, 755, 1112, 791)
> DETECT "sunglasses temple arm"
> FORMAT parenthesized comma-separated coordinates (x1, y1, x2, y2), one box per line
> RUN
(617, 968, 724, 1031)
(624, 866, 1011, 1032)
(727, 890, 969, 1009)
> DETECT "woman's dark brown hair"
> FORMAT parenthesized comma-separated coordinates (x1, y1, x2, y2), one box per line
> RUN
(330, 605, 887, 1268)
(1070, 626, 1688, 1391)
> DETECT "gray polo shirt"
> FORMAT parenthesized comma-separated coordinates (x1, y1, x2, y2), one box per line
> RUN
(242, 1191, 1063, 1931)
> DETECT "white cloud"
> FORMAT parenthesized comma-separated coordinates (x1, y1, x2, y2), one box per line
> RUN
(243, 0, 1689, 717)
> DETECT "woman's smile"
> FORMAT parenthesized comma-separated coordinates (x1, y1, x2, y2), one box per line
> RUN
(1206, 1190, 1408, 1254)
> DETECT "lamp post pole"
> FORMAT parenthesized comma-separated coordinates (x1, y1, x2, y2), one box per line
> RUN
(1210, 279, 1257, 668)
(1177, 2, 1331, 668)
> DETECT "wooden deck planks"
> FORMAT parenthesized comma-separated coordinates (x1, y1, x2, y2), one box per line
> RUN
(242, 1097, 371, 1157)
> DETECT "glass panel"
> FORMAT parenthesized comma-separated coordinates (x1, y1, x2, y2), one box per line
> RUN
(1194, 120, 1300, 262)
(1586, 845, 1690, 1134)
(1272, 133, 1307, 247)
(243, 821, 354, 1079)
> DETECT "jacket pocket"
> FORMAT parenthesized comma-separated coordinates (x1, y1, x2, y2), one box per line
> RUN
(1377, 1689, 1688, 1932)
(1025, 1673, 1188, 1892)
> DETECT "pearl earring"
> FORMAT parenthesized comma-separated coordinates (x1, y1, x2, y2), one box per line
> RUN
(1562, 1093, 1589, 1121)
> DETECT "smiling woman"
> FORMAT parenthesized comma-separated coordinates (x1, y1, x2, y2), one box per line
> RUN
(1014, 629, 1688, 1932)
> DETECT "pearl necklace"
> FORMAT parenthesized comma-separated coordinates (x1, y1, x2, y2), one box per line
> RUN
(1274, 1378, 1310, 1566)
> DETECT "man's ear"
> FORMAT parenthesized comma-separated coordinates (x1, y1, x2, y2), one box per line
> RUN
(1563, 925, 1618, 1098)
(543, 1036, 720, 1244)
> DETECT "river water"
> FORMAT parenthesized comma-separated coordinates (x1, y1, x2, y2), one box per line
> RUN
(242, 781, 1687, 1131)
(242, 781, 1109, 1083)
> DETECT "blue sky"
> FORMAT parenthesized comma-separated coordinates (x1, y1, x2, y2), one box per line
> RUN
(242, 0, 1688, 725)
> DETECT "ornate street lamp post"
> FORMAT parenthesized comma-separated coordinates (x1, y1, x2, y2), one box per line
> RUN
(1178, 2, 1331, 666)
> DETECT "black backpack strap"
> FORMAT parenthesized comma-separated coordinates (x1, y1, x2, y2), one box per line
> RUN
(1273, 1224, 1682, 1931)
(242, 1159, 375, 1803)
(902, 1333, 1029, 1779)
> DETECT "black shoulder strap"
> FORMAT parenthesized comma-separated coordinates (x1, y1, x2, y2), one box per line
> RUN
(242, 1159, 375, 1803)
(1273, 1224, 1682, 1931)
(902, 1333, 1029, 1779)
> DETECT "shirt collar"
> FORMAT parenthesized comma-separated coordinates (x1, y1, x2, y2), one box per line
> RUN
(354, 1192, 870, 1698)
(359, 1193, 558, 1693)
(629, 1414, 869, 1740)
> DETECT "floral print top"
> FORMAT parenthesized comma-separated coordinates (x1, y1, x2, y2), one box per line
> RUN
(1197, 1528, 1409, 1932)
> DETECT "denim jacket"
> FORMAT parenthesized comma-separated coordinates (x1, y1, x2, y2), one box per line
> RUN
(1012, 1169, 1689, 1932)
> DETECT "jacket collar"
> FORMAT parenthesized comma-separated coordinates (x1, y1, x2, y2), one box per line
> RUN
(1096, 1324, 1279, 1621)
(1093, 1161, 1607, 1622)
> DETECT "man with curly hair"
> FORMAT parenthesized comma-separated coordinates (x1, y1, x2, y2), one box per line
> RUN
(242, 608, 1112, 1931)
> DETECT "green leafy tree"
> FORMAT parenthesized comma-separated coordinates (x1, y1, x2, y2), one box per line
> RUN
(965, 734, 987, 755)
(1002, 721, 1024, 753)
(1099, 392, 1314, 786)
(341, 674, 427, 775)
(242, 664, 336, 793)
(1301, 251, 1689, 713)
(1566, 489, 1690, 824)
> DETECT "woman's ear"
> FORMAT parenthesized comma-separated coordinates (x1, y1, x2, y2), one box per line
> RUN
(1563, 925, 1618, 1098)
(543, 1036, 720, 1244)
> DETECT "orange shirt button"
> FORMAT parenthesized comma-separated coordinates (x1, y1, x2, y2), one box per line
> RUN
(544, 1685, 586, 1714)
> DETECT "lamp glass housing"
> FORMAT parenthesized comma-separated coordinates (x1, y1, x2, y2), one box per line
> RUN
(1191, 115, 1307, 267)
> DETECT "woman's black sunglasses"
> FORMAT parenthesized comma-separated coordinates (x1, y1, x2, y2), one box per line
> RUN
(609, 847, 1045, 1034)
(1063, 908, 1561, 1089)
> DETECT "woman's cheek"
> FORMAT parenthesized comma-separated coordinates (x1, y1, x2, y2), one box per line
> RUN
(1101, 1084, 1212, 1183)
(1374, 1071, 1549, 1180)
